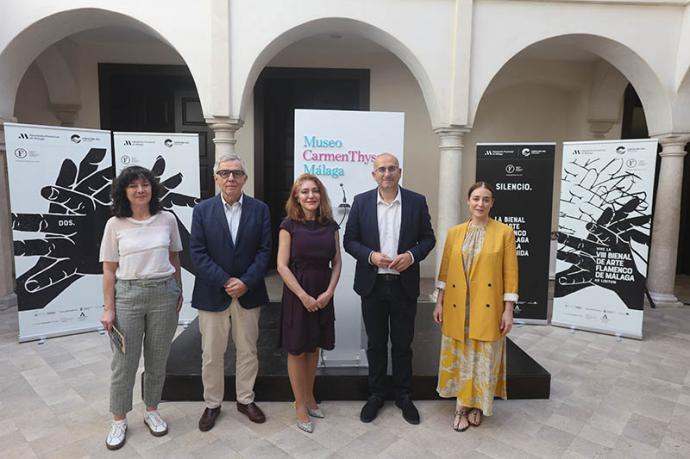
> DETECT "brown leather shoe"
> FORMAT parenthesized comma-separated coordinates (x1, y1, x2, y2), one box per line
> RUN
(198, 407, 221, 432)
(237, 402, 266, 423)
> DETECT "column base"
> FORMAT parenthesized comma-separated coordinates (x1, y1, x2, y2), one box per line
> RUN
(648, 290, 684, 307)
(0, 292, 17, 310)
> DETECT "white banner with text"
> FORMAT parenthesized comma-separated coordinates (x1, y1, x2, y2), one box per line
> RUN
(294, 109, 405, 365)
(113, 132, 200, 324)
(553, 139, 658, 339)
(5, 122, 112, 341)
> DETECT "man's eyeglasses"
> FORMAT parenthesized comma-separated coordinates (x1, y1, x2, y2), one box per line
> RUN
(375, 165, 399, 175)
(216, 169, 246, 179)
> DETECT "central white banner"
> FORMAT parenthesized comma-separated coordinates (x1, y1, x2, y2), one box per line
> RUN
(294, 109, 405, 366)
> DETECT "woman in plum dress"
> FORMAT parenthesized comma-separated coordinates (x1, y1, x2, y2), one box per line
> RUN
(277, 173, 342, 433)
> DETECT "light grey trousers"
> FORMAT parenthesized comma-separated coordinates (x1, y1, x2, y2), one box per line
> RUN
(109, 276, 179, 416)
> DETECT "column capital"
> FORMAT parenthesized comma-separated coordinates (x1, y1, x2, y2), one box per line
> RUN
(205, 117, 244, 132)
(52, 104, 81, 127)
(588, 119, 615, 139)
(0, 115, 18, 131)
(433, 126, 471, 151)
(206, 117, 244, 156)
(657, 133, 690, 157)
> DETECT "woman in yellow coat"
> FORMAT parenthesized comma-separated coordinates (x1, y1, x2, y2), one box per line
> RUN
(433, 181, 518, 431)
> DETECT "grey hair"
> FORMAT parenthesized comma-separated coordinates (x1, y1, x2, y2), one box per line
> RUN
(213, 154, 247, 174)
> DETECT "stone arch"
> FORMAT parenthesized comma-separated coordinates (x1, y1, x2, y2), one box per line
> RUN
(0, 7, 206, 119)
(471, 34, 671, 136)
(34, 43, 80, 109)
(671, 68, 690, 133)
(237, 17, 439, 127)
(587, 61, 628, 123)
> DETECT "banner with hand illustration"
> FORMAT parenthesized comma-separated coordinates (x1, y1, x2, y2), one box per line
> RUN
(113, 132, 200, 323)
(553, 139, 658, 339)
(5, 122, 113, 341)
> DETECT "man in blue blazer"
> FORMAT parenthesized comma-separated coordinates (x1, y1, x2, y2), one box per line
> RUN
(190, 154, 271, 432)
(344, 153, 435, 425)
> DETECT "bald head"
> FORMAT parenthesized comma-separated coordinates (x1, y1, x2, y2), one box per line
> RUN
(372, 152, 402, 195)
(373, 153, 399, 170)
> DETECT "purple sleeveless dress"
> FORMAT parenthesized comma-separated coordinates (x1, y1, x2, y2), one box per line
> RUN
(279, 218, 338, 355)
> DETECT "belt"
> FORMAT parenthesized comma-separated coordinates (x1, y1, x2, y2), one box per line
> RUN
(377, 274, 400, 282)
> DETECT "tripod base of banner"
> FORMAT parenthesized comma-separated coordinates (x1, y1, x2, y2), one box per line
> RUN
(551, 321, 642, 340)
(161, 302, 551, 401)
(18, 325, 102, 343)
(514, 319, 548, 325)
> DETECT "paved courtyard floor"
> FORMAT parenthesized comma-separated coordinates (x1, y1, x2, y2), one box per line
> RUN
(1, 276, 689, 458)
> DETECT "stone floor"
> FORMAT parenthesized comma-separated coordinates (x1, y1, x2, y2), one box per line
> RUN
(0, 276, 689, 458)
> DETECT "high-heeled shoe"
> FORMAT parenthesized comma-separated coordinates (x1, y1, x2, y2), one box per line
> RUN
(296, 419, 314, 433)
(307, 407, 325, 419)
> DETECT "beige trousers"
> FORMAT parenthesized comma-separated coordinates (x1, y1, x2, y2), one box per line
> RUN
(199, 298, 261, 407)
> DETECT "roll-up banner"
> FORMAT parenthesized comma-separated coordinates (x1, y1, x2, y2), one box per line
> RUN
(476, 143, 555, 323)
(4, 122, 112, 341)
(113, 132, 200, 324)
(553, 139, 658, 339)
(294, 109, 405, 366)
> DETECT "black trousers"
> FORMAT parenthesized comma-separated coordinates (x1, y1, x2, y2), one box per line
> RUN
(361, 275, 417, 401)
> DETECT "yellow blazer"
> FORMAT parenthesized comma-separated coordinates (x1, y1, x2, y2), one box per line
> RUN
(437, 219, 518, 342)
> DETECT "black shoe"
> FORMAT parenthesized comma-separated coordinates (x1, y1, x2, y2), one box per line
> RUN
(198, 406, 221, 432)
(395, 398, 420, 425)
(360, 396, 384, 423)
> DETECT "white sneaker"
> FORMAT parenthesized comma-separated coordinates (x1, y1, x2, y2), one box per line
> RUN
(105, 419, 127, 450)
(144, 410, 169, 437)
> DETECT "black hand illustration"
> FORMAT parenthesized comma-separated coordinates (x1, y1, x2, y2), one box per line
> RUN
(151, 155, 199, 274)
(12, 148, 113, 311)
(556, 196, 650, 309)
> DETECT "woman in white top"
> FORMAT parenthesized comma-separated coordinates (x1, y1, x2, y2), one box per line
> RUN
(99, 166, 183, 450)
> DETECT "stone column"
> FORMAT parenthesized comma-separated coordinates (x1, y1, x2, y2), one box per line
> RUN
(647, 134, 690, 306)
(0, 118, 18, 309)
(206, 117, 243, 158)
(434, 127, 470, 276)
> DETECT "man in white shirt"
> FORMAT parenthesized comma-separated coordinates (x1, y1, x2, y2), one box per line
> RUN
(344, 153, 435, 425)
(190, 154, 271, 431)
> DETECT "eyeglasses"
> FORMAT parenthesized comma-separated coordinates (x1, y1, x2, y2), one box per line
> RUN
(375, 165, 399, 175)
(216, 169, 246, 179)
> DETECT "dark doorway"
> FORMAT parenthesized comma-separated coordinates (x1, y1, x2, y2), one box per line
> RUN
(98, 64, 215, 198)
(621, 84, 690, 275)
(254, 67, 370, 265)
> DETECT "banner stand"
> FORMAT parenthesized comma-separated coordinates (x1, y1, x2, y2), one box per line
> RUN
(552, 139, 658, 340)
(476, 142, 555, 325)
(294, 109, 405, 367)
(113, 131, 201, 325)
(5, 122, 113, 342)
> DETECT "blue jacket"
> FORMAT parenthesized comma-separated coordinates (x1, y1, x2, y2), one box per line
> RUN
(190, 194, 271, 311)
(343, 187, 435, 299)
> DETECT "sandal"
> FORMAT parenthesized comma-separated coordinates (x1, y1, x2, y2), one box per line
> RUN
(467, 408, 482, 427)
(453, 409, 470, 432)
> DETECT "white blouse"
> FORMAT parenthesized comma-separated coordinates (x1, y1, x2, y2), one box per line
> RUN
(99, 211, 182, 280)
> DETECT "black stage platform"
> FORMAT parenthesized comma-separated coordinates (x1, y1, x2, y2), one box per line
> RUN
(161, 302, 550, 401)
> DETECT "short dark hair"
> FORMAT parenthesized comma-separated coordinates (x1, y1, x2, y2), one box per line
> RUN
(111, 166, 162, 218)
(467, 181, 496, 199)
